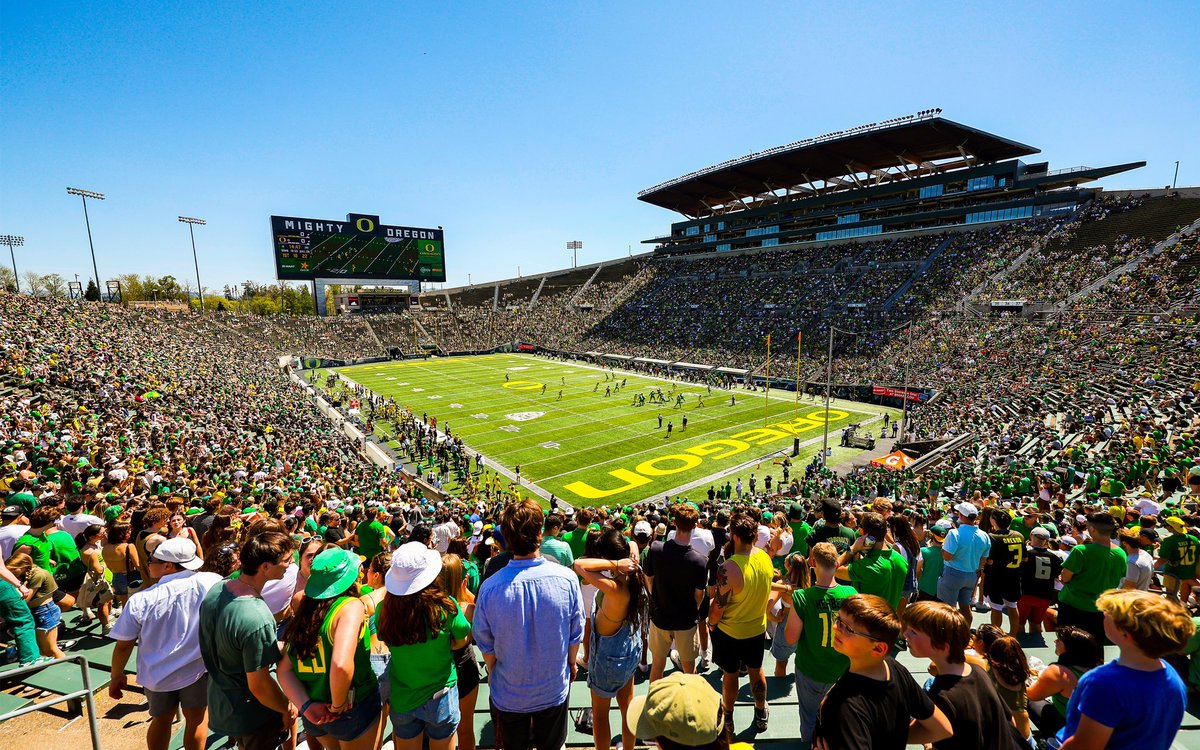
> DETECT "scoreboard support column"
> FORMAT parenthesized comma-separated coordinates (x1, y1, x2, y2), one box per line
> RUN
(312, 280, 323, 317)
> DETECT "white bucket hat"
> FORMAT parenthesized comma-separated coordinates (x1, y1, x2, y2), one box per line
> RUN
(385, 541, 442, 595)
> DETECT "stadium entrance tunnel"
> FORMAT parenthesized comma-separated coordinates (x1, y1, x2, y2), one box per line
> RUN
(562, 408, 849, 501)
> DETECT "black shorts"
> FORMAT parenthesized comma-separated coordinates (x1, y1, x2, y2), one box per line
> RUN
(983, 573, 1022, 605)
(698, 594, 711, 619)
(710, 625, 765, 674)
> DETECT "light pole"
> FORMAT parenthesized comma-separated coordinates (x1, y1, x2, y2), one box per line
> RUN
(179, 216, 207, 313)
(67, 187, 105, 300)
(821, 324, 834, 466)
(567, 240, 582, 268)
(1173, 161, 1180, 192)
(0, 235, 23, 293)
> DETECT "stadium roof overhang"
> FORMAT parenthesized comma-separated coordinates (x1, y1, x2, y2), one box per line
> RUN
(638, 111, 1040, 218)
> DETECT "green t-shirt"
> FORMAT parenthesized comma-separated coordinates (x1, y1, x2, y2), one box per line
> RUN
(386, 600, 471, 712)
(845, 548, 908, 610)
(198, 582, 283, 736)
(1058, 543, 1128, 613)
(791, 583, 856, 684)
(789, 520, 812, 558)
(14, 531, 54, 572)
(356, 520, 388, 559)
(561, 527, 590, 561)
(1159, 533, 1200, 579)
(917, 545, 945, 596)
(47, 530, 84, 587)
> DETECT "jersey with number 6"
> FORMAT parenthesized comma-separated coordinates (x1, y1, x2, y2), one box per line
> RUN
(1020, 546, 1062, 601)
(791, 583, 857, 684)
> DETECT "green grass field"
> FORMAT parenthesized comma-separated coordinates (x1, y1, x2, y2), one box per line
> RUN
(333, 354, 900, 507)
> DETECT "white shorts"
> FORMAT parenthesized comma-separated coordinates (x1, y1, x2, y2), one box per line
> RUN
(986, 595, 1019, 611)
(582, 583, 598, 616)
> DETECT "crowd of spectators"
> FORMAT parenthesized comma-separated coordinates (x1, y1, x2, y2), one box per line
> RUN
(3, 265, 1200, 749)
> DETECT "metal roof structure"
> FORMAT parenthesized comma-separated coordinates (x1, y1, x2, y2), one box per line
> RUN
(638, 110, 1041, 217)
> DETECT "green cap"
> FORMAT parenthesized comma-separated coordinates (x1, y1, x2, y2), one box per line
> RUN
(104, 505, 124, 521)
(305, 548, 362, 599)
(185, 507, 204, 516)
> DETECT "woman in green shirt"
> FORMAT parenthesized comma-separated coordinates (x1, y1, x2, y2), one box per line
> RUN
(278, 548, 383, 750)
(378, 541, 471, 750)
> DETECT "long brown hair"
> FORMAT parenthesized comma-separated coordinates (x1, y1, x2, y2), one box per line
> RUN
(377, 578, 458, 646)
(285, 579, 362, 660)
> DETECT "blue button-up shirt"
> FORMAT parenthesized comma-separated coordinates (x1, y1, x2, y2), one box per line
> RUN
(943, 522, 992, 573)
(473, 556, 584, 713)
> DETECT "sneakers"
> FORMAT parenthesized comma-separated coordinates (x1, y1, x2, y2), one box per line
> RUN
(19, 656, 54, 667)
(754, 706, 769, 732)
(58, 640, 77, 652)
(669, 649, 682, 673)
(80, 609, 95, 622)
(698, 652, 711, 672)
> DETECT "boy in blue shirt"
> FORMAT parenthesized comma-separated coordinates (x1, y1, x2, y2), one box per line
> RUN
(1057, 589, 1194, 750)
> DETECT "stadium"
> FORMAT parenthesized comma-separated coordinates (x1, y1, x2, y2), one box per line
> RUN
(3, 7, 1200, 750)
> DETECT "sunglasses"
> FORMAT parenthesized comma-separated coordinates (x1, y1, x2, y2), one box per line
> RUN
(834, 615, 884, 642)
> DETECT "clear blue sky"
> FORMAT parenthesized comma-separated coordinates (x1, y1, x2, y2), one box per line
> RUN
(2, 1, 1197, 292)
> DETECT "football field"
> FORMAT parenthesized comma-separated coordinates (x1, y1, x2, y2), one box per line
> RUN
(333, 354, 900, 507)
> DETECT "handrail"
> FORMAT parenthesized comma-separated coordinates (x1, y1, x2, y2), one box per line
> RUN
(0, 654, 102, 750)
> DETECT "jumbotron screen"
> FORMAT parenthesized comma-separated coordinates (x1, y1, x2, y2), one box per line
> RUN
(271, 213, 445, 282)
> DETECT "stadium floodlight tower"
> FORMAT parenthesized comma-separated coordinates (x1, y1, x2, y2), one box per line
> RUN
(0, 235, 23, 293)
(66, 187, 105, 300)
(567, 240, 582, 268)
(179, 216, 207, 313)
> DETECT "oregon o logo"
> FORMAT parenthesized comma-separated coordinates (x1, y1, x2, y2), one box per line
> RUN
(356, 217, 375, 233)
(503, 380, 543, 391)
(636, 454, 702, 476)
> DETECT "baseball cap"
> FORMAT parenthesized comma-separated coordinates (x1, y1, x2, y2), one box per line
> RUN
(1031, 527, 1052, 539)
(152, 537, 204, 570)
(386, 542, 442, 596)
(927, 524, 947, 539)
(788, 502, 805, 520)
(633, 520, 653, 537)
(954, 502, 979, 518)
(305, 548, 362, 599)
(1165, 516, 1187, 533)
(628, 672, 722, 746)
(1060, 536, 1079, 548)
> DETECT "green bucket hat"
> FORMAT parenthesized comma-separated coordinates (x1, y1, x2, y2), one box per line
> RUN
(305, 548, 362, 599)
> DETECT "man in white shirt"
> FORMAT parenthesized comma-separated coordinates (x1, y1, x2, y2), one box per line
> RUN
(109, 538, 222, 750)
(59, 497, 105, 538)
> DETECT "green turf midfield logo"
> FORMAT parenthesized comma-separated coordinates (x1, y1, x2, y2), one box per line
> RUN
(563, 408, 850, 501)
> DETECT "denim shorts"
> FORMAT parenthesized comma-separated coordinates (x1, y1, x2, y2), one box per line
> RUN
(391, 684, 460, 741)
(111, 572, 128, 596)
(304, 688, 382, 741)
(31, 601, 62, 633)
(370, 652, 391, 704)
(936, 568, 978, 608)
(587, 620, 641, 698)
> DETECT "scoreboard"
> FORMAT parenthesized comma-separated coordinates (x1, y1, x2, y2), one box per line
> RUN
(271, 213, 445, 282)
